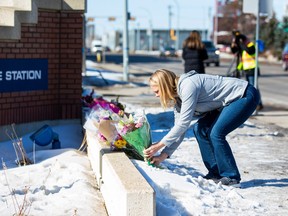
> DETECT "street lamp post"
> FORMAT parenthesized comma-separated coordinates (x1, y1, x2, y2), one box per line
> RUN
(213, 0, 218, 45)
(148, 17, 153, 51)
(123, 0, 129, 81)
(168, 5, 172, 33)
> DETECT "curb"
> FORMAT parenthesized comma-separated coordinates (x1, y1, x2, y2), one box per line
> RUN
(86, 131, 156, 216)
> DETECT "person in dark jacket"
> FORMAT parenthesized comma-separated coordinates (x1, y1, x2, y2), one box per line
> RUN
(182, 30, 208, 74)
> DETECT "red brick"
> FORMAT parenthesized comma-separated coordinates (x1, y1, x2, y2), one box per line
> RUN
(0, 10, 83, 125)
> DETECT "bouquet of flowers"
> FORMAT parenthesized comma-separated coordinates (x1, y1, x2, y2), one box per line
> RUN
(82, 92, 151, 160)
(81, 90, 125, 114)
(113, 112, 152, 160)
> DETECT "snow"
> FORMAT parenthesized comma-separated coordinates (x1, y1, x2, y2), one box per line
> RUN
(130, 106, 288, 216)
(1, 63, 288, 215)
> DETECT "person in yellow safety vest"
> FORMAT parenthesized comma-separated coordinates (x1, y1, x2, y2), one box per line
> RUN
(231, 30, 264, 111)
(236, 47, 256, 71)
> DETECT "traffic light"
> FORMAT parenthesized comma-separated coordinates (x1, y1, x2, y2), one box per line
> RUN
(87, 17, 94, 22)
(170, 29, 175, 37)
(127, 12, 136, 21)
(108, 17, 116, 21)
(170, 29, 176, 40)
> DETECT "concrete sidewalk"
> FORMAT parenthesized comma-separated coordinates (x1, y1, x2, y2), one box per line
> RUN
(84, 61, 288, 131)
(252, 106, 288, 131)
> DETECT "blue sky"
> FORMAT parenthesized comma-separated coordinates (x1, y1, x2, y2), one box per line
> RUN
(85, 0, 287, 36)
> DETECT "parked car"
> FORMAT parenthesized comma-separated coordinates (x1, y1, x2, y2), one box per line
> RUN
(282, 43, 288, 71)
(91, 44, 103, 53)
(202, 40, 220, 66)
(159, 46, 178, 57)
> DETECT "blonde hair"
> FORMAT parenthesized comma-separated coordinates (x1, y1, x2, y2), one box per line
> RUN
(182, 30, 205, 49)
(149, 69, 179, 109)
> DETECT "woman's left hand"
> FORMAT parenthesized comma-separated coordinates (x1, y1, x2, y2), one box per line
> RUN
(143, 142, 165, 159)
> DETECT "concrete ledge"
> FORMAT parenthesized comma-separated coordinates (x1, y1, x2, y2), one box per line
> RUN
(0, 0, 32, 27)
(37, 0, 86, 11)
(86, 131, 156, 216)
(87, 132, 110, 185)
(62, 0, 86, 11)
(0, 8, 15, 26)
(16, 1, 38, 24)
(0, 0, 31, 10)
(0, 24, 21, 41)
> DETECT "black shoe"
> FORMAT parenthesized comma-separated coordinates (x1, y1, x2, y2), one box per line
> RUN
(218, 177, 241, 188)
(203, 172, 221, 181)
(256, 104, 264, 111)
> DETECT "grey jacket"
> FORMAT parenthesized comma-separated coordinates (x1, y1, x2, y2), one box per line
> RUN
(161, 71, 248, 157)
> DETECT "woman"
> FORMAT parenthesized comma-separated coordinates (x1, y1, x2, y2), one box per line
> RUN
(182, 30, 208, 73)
(143, 69, 260, 187)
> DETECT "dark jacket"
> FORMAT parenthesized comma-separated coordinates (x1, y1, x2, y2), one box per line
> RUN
(182, 47, 208, 74)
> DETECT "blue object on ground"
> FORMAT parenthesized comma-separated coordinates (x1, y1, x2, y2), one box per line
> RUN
(30, 125, 61, 149)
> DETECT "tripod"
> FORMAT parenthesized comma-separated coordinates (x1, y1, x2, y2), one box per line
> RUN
(226, 54, 242, 78)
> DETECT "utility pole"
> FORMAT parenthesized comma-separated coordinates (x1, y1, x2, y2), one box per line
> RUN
(123, 0, 129, 81)
(168, 5, 172, 46)
(148, 19, 153, 51)
(213, 0, 218, 46)
(173, 0, 180, 50)
(254, 0, 260, 100)
(208, 7, 212, 40)
(168, 5, 172, 29)
(253, 0, 260, 116)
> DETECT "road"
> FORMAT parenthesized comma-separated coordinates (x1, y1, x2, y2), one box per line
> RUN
(88, 53, 288, 108)
(204, 59, 288, 109)
(85, 53, 288, 129)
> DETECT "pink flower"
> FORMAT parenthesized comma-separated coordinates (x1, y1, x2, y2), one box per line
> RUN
(89, 97, 121, 114)
(98, 133, 107, 142)
(121, 126, 129, 134)
(135, 122, 143, 128)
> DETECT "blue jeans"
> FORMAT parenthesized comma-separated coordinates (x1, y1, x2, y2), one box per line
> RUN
(246, 73, 263, 106)
(193, 84, 260, 181)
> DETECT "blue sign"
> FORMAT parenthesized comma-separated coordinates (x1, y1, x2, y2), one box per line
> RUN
(0, 59, 48, 92)
(257, 40, 265, 53)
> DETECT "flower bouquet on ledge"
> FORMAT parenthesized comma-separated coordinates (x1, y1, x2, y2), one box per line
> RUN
(82, 91, 151, 161)
(114, 112, 152, 160)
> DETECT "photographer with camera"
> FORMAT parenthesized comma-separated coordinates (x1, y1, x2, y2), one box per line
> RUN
(230, 30, 264, 111)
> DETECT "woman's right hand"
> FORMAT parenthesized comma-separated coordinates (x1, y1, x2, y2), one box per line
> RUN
(149, 152, 168, 166)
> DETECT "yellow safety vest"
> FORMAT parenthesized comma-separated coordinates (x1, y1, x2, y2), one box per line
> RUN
(237, 42, 256, 71)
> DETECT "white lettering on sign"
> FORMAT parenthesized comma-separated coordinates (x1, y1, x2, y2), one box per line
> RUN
(5, 70, 42, 81)
(0, 71, 2, 81)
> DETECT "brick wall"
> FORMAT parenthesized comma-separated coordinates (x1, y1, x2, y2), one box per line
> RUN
(0, 10, 83, 126)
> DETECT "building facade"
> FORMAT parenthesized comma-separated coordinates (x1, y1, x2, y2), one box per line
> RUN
(0, 0, 86, 140)
(100, 29, 209, 52)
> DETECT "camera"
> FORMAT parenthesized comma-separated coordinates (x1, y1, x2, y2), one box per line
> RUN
(232, 30, 241, 37)
(232, 30, 246, 45)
